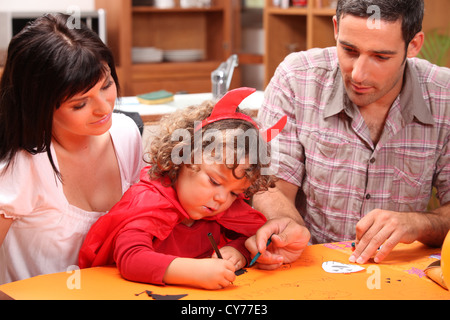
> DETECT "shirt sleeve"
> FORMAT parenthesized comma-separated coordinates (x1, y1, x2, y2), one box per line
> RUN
(435, 135, 450, 205)
(0, 150, 59, 219)
(0, 161, 26, 218)
(258, 54, 307, 187)
(113, 219, 178, 285)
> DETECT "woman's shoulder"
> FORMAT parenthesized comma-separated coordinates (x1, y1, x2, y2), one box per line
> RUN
(109, 112, 145, 186)
(0, 149, 50, 179)
(110, 112, 143, 153)
(0, 150, 61, 217)
(111, 112, 142, 136)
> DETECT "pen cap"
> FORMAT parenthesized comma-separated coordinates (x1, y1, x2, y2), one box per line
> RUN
(442, 230, 450, 290)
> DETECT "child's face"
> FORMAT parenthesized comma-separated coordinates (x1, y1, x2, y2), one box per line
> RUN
(174, 160, 252, 221)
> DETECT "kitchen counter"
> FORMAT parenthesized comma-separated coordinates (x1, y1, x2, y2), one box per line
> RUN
(115, 91, 264, 125)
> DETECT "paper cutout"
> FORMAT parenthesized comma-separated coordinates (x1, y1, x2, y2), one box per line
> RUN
(135, 290, 188, 300)
(424, 260, 448, 289)
(322, 261, 365, 274)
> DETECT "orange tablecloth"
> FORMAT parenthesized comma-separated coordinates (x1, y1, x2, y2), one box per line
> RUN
(0, 241, 448, 300)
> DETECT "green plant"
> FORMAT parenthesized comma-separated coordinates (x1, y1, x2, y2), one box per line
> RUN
(418, 27, 450, 67)
(427, 187, 440, 211)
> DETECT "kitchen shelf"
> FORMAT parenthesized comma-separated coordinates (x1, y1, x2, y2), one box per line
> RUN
(267, 7, 308, 15)
(95, 0, 240, 96)
(264, 0, 336, 86)
(132, 6, 224, 13)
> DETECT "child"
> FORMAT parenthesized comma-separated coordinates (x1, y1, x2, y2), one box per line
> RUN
(79, 88, 287, 289)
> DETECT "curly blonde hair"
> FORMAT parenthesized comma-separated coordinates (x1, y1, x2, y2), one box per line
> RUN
(146, 100, 276, 197)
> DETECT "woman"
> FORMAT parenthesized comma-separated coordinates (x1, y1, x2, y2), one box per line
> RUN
(0, 13, 143, 284)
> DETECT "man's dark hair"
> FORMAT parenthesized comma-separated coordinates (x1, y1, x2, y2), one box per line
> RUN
(336, 0, 424, 46)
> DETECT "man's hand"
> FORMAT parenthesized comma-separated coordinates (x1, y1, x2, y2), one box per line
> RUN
(349, 209, 420, 264)
(245, 217, 310, 270)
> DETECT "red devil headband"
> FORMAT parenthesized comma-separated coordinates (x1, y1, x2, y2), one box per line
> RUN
(194, 87, 287, 142)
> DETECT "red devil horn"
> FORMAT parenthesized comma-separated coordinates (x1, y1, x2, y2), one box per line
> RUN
(195, 87, 287, 141)
(261, 115, 287, 142)
(211, 87, 256, 117)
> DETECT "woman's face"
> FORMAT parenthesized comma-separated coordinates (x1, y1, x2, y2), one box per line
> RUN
(52, 71, 117, 140)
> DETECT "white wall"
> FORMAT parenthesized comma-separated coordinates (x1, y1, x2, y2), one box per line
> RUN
(0, 0, 94, 12)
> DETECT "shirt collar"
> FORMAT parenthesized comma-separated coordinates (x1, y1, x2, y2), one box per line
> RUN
(324, 60, 434, 125)
(399, 60, 435, 125)
(323, 68, 346, 119)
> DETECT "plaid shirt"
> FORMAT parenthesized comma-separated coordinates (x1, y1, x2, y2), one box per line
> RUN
(259, 47, 450, 244)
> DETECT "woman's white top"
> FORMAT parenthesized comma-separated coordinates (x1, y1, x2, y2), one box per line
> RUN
(0, 113, 144, 284)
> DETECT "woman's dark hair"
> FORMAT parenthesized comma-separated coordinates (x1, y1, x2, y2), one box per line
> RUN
(0, 13, 119, 176)
(336, 0, 424, 47)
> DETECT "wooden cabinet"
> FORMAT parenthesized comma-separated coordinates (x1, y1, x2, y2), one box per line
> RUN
(264, 0, 450, 87)
(95, 0, 241, 96)
(264, 0, 336, 86)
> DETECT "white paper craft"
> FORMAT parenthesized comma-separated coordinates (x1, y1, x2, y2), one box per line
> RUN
(322, 261, 365, 274)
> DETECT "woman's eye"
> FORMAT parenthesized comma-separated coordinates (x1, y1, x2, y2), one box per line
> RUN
(102, 79, 114, 90)
(73, 102, 86, 110)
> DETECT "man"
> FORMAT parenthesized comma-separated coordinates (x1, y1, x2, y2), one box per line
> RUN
(246, 0, 450, 268)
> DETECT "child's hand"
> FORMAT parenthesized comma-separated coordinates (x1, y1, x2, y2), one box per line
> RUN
(212, 246, 246, 271)
(196, 258, 237, 289)
(163, 257, 236, 290)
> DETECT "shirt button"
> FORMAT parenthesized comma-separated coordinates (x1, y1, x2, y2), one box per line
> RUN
(370, 158, 376, 164)
(365, 194, 371, 200)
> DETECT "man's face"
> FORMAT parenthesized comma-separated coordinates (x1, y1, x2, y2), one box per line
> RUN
(334, 15, 408, 108)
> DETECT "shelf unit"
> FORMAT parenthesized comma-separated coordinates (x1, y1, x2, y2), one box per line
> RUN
(264, 0, 450, 87)
(264, 0, 336, 86)
(95, 0, 241, 96)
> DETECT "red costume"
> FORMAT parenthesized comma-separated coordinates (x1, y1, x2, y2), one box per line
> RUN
(78, 167, 267, 285)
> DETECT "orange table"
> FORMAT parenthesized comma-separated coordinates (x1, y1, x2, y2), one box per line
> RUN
(0, 241, 448, 300)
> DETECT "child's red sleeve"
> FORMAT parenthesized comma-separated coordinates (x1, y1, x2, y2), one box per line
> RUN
(113, 219, 178, 285)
